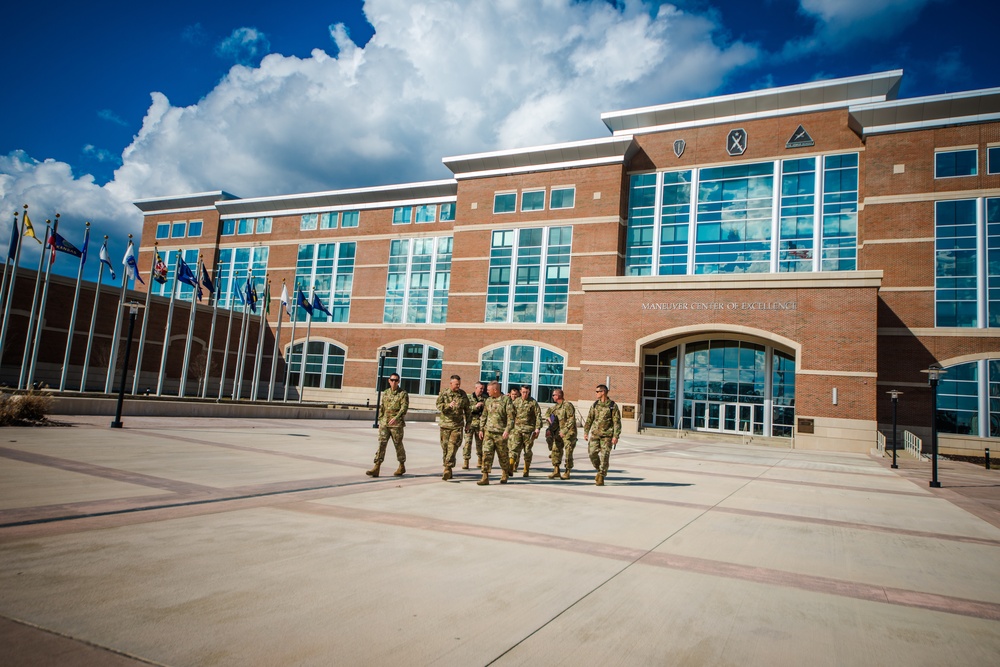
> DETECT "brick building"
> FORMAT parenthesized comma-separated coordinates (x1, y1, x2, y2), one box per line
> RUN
(125, 70, 1000, 454)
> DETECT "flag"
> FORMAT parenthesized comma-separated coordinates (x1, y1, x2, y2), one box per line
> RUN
(280, 283, 289, 316)
(23, 213, 41, 244)
(49, 231, 82, 259)
(99, 240, 116, 280)
(123, 242, 145, 285)
(176, 257, 198, 288)
(152, 249, 168, 284)
(264, 281, 271, 316)
(297, 288, 312, 315)
(311, 292, 332, 318)
(80, 228, 89, 266)
(246, 277, 258, 314)
(6, 219, 17, 262)
(200, 264, 214, 298)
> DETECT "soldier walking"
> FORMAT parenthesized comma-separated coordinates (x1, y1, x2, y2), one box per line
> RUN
(478, 380, 514, 485)
(544, 388, 578, 479)
(436, 374, 471, 480)
(583, 384, 621, 486)
(509, 385, 542, 477)
(463, 381, 487, 469)
(367, 373, 408, 478)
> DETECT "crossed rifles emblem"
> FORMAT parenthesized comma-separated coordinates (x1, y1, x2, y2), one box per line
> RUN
(727, 128, 747, 156)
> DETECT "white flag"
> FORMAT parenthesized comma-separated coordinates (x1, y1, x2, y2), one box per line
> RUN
(99, 241, 116, 280)
(280, 283, 290, 316)
(122, 241, 144, 285)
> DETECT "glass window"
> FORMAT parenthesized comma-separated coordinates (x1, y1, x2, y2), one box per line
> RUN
(695, 162, 774, 274)
(521, 190, 545, 212)
(155, 223, 170, 239)
(187, 220, 203, 238)
(550, 187, 575, 210)
(342, 210, 359, 228)
(381, 343, 443, 395)
(171, 221, 186, 238)
(415, 205, 436, 223)
(216, 246, 269, 311)
(393, 206, 412, 225)
(439, 202, 456, 222)
(288, 341, 345, 389)
(659, 170, 692, 276)
(319, 213, 337, 229)
(237, 218, 253, 235)
(485, 226, 572, 323)
(625, 173, 658, 276)
(935, 149, 978, 178)
(494, 192, 516, 214)
(255, 217, 272, 234)
(301, 213, 318, 231)
(821, 153, 858, 271)
(937, 361, 978, 435)
(936, 199, 978, 327)
(221, 219, 236, 236)
(779, 157, 816, 272)
(479, 344, 565, 403)
(989, 147, 1000, 176)
(383, 236, 452, 324)
(293, 242, 356, 323)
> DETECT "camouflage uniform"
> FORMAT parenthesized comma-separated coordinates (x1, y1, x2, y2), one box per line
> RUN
(463, 389, 487, 465)
(545, 400, 578, 471)
(481, 394, 514, 475)
(436, 386, 471, 472)
(509, 396, 542, 471)
(584, 398, 622, 478)
(374, 386, 409, 466)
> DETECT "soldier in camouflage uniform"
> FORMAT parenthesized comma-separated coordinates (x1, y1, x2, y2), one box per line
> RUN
(477, 380, 513, 485)
(509, 385, 542, 477)
(462, 381, 487, 469)
(583, 384, 621, 486)
(544, 388, 578, 479)
(436, 374, 471, 481)
(367, 373, 408, 478)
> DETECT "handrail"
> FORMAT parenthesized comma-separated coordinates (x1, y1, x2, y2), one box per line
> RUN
(902, 430, 928, 461)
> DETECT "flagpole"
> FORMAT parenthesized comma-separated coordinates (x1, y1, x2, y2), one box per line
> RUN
(201, 266, 220, 399)
(80, 236, 108, 392)
(59, 222, 90, 391)
(132, 243, 158, 394)
(178, 255, 202, 398)
(282, 287, 299, 402)
(250, 278, 269, 400)
(105, 235, 133, 393)
(268, 280, 286, 402)
(217, 270, 239, 401)
(155, 253, 181, 396)
(297, 286, 315, 404)
(26, 214, 63, 389)
(232, 275, 251, 400)
(19, 218, 53, 390)
(0, 207, 27, 380)
(0, 211, 16, 315)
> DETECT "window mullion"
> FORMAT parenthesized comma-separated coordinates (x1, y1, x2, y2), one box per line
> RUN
(979, 358, 989, 438)
(508, 233, 519, 324)
(402, 242, 414, 324)
(978, 197, 987, 328)
(652, 171, 664, 275)
(429, 239, 439, 325)
(686, 170, 698, 274)
(813, 162, 823, 272)
(770, 161, 781, 273)
(537, 227, 549, 323)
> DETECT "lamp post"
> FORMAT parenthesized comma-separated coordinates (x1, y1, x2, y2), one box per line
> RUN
(111, 302, 142, 429)
(922, 364, 946, 488)
(887, 390, 903, 469)
(372, 346, 389, 428)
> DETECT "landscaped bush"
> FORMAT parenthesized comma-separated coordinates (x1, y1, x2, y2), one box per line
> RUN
(0, 391, 54, 425)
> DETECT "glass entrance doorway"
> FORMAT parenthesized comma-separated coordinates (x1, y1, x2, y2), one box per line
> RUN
(642, 339, 795, 438)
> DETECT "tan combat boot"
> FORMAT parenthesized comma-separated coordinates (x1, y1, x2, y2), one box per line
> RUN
(366, 463, 381, 478)
(509, 457, 516, 472)
(522, 462, 530, 478)
(443, 468, 452, 481)
(462, 459, 470, 470)
(595, 472, 604, 486)
(393, 463, 406, 477)
(548, 466, 560, 479)
(477, 472, 489, 486)
(500, 468, 509, 484)
(561, 468, 571, 480)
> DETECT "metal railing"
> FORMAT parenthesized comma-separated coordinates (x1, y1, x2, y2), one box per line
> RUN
(876, 431, 886, 455)
(903, 430, 928, 461)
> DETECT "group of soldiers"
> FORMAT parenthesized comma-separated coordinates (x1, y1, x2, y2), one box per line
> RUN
(366, 374, 622, 486)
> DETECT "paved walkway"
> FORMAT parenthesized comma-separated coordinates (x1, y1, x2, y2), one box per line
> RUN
(1, 417, 999, 666)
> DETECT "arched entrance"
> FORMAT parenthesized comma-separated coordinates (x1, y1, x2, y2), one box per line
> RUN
(642, 337, 795, 437)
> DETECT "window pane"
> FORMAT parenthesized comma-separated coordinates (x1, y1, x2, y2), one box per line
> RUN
(341, 210, 359, 227)
(392, 206, 412, 224)
(494, 193, 516, 214)
(319, 213, 337, 229)
(550, 187, 575, 209)
(187, 220, 203, 237)
(301, 213, 318, 230)
(156, 223, 170, 239)
(439, 202, 456, 221)
(415, 204, 436, 223)
(171, 222, 186, 238)
(521, 190, 545, 211)
(936, 149, 978, 178)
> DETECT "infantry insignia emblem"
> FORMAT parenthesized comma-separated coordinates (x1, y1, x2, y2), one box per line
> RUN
(726, 128, 747, 156)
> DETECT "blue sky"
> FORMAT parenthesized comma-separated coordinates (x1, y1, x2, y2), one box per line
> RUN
(1, 0, 997, 281)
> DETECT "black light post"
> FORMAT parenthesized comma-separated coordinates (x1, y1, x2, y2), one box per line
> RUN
(922, 364, 946, 488)
(372, 346, 389, 428)
(111, 302, 142, 429)
(887, 390, 902, 469)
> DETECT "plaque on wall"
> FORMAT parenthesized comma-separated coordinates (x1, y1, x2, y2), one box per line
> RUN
(673, 139, 686, 158)
(786, 125, 814, 149)
(621, 405, 636, 420)
(726, 128, 747, 156)
(797, 418, 815, 434)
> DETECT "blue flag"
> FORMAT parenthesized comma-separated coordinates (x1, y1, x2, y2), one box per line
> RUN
(245, 276, 257, 313)
(176, 257, 198, 288)
(200, 264, 214, 297)
(297, 288, 312, 316)
(49, 231, 82, 260)
(80, 228, 89, 266)
(311, 292, 332, 318)
(6, 219, 18, 262)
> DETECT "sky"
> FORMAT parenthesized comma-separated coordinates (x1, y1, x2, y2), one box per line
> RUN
(1, 0, 998, 282)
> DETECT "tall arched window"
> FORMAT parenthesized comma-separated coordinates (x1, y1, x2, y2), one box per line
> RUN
(479, 344, 564, 402)
(287, 341, 346, 389)
(382, 343, 443, 395)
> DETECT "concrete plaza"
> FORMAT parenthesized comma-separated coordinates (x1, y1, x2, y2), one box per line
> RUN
(1, 415, 999, 666)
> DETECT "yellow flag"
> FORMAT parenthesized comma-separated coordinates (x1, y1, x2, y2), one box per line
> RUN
(22, 212, 42, 244)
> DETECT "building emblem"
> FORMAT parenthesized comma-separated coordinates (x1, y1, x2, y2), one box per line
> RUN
(673, 139, 686, 158)
(786, 125, 814, 149)
(726, 128, 747, 156)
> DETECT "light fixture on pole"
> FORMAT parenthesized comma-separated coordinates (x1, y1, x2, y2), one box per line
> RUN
(921, 364, 946, 488)
(111, 302, 143, 429)
(886, 390, 903, 469)
(372, 346, 389, 429)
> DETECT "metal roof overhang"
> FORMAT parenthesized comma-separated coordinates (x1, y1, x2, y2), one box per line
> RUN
(133, 191, 238, 213)
(443, 136, 638, 179)
(214, 180, 458, 217)
(848, 87, 1000, 136)
(601, 70, 903, 135)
